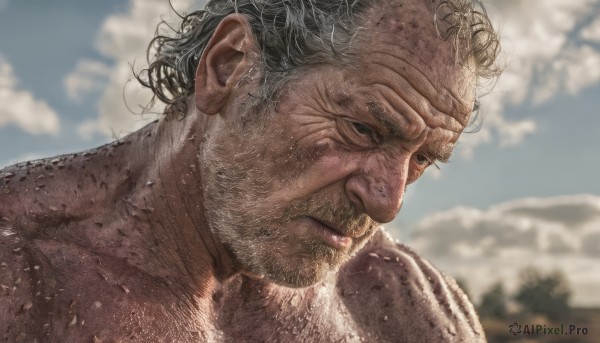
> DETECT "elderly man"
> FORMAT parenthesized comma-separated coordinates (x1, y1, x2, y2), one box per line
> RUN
(0, 0, 500, 341)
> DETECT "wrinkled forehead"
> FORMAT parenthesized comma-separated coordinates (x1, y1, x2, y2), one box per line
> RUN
(355, 0, 477, 115)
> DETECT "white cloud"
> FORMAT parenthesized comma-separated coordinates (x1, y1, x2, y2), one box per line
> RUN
(458, 0, 600, 158)
(0, 55, 60, 135)
(402, 194, 600, 307)
(67, 0, 200, 140)
(582, 15, 600, 43)
(64, 59, 111, 102)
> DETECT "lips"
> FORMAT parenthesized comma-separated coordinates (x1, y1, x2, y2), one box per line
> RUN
(311, 218, 348, 237)
(311, 216, 370, 240)
(307, 217, 353, 250)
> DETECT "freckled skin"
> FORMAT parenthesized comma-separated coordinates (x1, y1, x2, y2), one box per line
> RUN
(0, 0, 486, 342)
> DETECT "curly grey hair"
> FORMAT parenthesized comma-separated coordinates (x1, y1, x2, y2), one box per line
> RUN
(136, 0, 501, 118)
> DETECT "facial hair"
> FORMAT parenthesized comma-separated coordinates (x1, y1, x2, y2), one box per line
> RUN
(199, 117, 378, 288)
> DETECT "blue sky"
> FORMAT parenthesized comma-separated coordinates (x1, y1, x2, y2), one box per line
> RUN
(1, 0, 600, 307)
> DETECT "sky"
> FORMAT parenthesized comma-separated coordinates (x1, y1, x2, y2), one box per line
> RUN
(1, 0, 599, 307)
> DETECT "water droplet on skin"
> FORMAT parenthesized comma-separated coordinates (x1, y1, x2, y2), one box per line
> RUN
(121, 285, 130, 294)
(37, 174, 45, 180)
(50, 158, 61, 164)
(12, 247, 21, 253)
(93, 335, 102, 343)
(49, 206, 58, 211)
(383, 256, 391, 262)
(2, 172, 15, 179)
(2, 228, 17, 237)
(22, 301, 33, 311)
(57, 163, 65, 169)
(383, 315, 388, 321)
(367, 253, 380, 259)
(0, 262, 7, 268)
(145, 180, 155, 187)
(92, 301, 102, 309)
(68, 315, 77, 326)
(34, 265, 40, 270)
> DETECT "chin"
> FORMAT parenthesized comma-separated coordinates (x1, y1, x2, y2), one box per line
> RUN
(255, 250, 346, 288)
(264, 264, 333, 288)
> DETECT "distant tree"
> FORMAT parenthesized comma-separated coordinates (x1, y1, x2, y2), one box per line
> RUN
(514, 267, 571, 320)
(478, 281, 507, 319)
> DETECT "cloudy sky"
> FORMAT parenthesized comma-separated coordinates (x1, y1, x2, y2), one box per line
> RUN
(1, 1, 599, 307)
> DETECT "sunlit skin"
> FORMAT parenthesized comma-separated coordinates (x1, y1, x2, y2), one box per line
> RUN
(0, 0, 485, 342)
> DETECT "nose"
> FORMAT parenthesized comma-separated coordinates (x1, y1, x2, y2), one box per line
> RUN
(345, 154, 409, 224)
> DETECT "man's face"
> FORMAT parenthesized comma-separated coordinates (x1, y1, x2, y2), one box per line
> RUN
(200, 2, 476, 287)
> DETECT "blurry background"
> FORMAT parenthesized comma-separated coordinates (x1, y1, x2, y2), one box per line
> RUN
(1, 1, 599, 341)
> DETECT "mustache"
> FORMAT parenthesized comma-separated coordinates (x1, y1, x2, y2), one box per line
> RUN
(281, 191, 378, 238)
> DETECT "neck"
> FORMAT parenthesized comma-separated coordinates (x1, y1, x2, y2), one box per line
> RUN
(13, 110, 239, 301)
(129, 112, 240, 293)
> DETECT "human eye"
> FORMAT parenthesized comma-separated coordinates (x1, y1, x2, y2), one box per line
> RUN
(351, 121, 374, 136)
(406, 153, 440, 184)
(336, 117, 380, 149)
(414, 153, 432, 166)
(413, 153, 440, 170)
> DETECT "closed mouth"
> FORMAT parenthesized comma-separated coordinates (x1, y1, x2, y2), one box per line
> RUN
(310, 217, 350, 238)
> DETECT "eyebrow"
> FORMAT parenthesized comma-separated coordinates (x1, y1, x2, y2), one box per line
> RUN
(366, 100, 454, 163)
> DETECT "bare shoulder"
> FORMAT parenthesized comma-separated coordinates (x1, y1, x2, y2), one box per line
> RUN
(337, 228, 485, 343)
(0, 218, 48, 342)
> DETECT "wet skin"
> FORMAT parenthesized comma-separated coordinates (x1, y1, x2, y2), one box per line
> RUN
(1, 1, 486, 342)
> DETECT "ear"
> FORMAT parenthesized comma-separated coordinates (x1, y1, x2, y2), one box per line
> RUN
(195, 14, 260, 115)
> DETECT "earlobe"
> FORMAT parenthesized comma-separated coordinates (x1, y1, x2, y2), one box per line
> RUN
(195, 14, 260, 115)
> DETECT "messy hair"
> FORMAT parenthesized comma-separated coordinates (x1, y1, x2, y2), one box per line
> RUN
(136, 0, 502, 118)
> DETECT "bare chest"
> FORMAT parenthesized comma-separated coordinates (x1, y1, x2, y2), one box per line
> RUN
(49, 277, 374, 343)
(210, 278, 373, 343)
